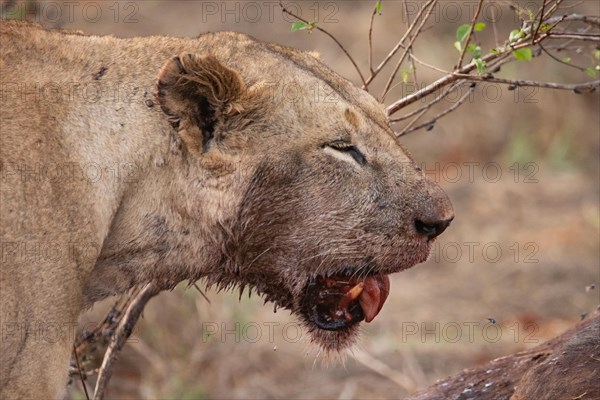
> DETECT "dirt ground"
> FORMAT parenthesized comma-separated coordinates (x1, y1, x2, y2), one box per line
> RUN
(4, 1, 598, 399)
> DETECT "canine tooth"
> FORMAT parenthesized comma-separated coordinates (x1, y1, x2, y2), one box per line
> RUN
(345, 282, 365, 300)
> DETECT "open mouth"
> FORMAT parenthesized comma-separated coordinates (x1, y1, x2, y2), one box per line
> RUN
(301, 271, 390, 331)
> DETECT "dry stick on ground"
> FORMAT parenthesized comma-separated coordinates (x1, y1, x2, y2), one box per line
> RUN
(278, 0, 366, 88)
(92, 283, 160, 400)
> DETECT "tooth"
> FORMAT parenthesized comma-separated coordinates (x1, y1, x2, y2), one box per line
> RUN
(345, 282, 365, 300)
(337, 282, 365, 310)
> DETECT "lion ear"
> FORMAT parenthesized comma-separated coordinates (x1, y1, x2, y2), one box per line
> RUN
(155, 53, 248, 153)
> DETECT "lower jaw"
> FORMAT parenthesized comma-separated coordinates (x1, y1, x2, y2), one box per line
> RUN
(300, 273, 390, 331)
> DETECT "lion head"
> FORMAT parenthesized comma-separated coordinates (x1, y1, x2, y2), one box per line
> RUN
(154, 36, 453, 352)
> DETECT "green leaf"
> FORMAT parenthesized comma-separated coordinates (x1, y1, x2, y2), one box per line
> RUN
(490, 48, 501, 55)
(376, 0, 382, 15)
(472, 45, 482, 58)
(513, 48, 532, 61)
(466, 44, 481, 58)
(456, 24, 471, 42)
(474, 58, 487, 74)
(291, 21, 312, 31)
(474, 22, 486, 32)
(594, 49, 600, 60)
(291, 21, 307, 31)
(401, 70, 409, 84)
(539, 23, 551, 33)
(561, 57, 571, 63)
(586, 67, 598, 78)
(509, 29, 523, 43)
(454, 41, 462, 52)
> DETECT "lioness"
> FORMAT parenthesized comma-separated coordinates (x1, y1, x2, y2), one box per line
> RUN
(0, 20, 453, 398)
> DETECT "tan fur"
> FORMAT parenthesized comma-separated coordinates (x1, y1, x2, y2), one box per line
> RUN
(0, 21, 453, 398)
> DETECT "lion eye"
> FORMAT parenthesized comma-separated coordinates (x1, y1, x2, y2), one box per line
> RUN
(323, 141, 367, 166)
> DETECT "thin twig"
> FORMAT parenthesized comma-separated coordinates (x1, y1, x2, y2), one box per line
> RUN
(409, 53, 451, 74)
(387, 33, 551, 114)
(93, 283, 160, 400)
(396, 100, 432, 135)
(532, 0, 548, 44)
(363, 0, 437, 88)
(403, 0, 418, 86)
(544, 14, 599, 27)
(543, 0, 565, 21)
(380, 0, 437, 101)
(352, 350, 416, 392)
(390, 81, 465, 123)
(193, 282, 212, 304)
(278, 1, 366, 87)
(451, 75, 600, 91)
(367, 2, 378, 75)
(539, 43, 586, 71)
(397, 85, 475, 137)
(546, 33, 600, 42)
(456, 0, 485, 68)
(73, 344, 91, 400)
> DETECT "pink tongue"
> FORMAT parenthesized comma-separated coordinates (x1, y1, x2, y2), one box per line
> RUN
(359, 275, 391, 323)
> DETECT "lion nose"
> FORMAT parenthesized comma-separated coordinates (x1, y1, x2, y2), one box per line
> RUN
(413, 179, 454, 240)
(415, 217, 453, 240)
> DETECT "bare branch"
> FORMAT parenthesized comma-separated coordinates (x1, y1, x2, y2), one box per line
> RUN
(539, 42, 587, 72)
(452, 75, 600, 91)
(543, 0, 566, 21)
(363, 0, 437, 89)
(403, 0, 418, 86)
(546, 33, 600, 42)
(278, 1, 366, 88)
(368, 2, 378, 75)
(386, 48, 499, 115)
(92, 283, 160, 400)
(532, 0, 548, 44)
(409, 53, 451, 74)
(396, 85, 475, 137)
(456, 0, 485, 68)
(386, 29, 557, 115)
(545, 14, 600, 27)
(380, 0, 437, 101)
(389, 81, 465, 123)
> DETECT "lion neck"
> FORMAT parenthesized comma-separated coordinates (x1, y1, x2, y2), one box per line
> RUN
(81, 125, 242, 308)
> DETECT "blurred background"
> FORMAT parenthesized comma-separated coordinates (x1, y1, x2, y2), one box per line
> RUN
(3, 0, 599, 398)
